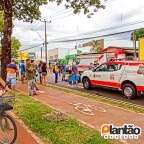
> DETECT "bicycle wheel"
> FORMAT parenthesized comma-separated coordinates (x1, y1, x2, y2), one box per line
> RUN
(0, 114, 17, 144)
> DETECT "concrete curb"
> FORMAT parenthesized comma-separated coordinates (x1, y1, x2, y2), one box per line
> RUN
(10, 112, 45, 144)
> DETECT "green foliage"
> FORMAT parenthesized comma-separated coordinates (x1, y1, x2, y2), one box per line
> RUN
(50, 0, 104, 17)
(0, 36, 21, 58)
(59, 59, 67, 65)
(0, 0, 104, 23)
(13, 0, 48, 22)
(11, 37, 21, 58)
(131, 28, 144, 41)
(65, 54, 76, 64)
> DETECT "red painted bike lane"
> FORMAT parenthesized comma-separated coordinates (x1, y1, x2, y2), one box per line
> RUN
(16, 121, 38, 144)
(0, 117, 39, 144)
(16, 83, 144, 144)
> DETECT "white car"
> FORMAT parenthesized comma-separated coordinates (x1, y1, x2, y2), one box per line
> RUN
(81, 60, 144, 99)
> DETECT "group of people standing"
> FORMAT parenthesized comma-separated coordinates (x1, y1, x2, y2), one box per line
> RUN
(37, 61, 48, 84)
(6, 58, 79, 96)
(6, 59, 48, 96)
(51, 62, 79, 86)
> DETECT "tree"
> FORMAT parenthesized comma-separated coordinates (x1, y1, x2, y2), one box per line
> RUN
(0, 11, 3, 33)
(131, 29, 144, 59)
(90, 41, 101, 53)
(11, 37, 21, 58)
(131, 28, 144, 41)
(0, 0, 103, 80)
(0, 37, 21, 58)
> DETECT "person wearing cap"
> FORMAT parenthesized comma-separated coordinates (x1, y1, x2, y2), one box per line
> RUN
(6, 59, 18, 90)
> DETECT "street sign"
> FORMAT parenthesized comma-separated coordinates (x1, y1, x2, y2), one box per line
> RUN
(18, 52, 28, 60)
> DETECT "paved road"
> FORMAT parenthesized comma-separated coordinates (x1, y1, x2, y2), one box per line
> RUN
(48, 73, 144, 106)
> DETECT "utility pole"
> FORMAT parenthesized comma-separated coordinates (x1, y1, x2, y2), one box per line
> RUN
(41, 19, 51, 64)
(40, 47, 43, 59)
(44, 19, 48, 64)
(75, 25, 79, 55)
(133, 31, 137, 60)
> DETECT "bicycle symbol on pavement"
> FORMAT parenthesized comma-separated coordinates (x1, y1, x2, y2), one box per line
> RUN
(71, 103, 106, 116)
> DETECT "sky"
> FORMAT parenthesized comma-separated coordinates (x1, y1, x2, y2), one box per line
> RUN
(13, 0, 144, 58)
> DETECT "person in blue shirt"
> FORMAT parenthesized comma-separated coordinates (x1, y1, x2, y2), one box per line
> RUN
(19, 60, 26, 83)
(69, 62, 79, 86)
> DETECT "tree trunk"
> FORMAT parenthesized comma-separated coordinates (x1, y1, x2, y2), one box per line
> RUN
(1, 0, 13, 80)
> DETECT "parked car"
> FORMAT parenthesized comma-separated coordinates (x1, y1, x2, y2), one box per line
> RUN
(81, 60, 144, 99)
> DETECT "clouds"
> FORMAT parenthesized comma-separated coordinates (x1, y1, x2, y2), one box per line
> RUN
(13, 0, 144, 52)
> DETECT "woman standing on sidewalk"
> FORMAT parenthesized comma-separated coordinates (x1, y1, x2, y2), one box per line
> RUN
(41, 62, 47, 84)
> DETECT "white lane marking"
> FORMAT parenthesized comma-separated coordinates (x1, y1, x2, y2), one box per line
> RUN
(70, 103, 107, 116)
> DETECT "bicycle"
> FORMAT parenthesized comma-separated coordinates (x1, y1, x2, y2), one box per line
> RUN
(0, 81, 17, 144)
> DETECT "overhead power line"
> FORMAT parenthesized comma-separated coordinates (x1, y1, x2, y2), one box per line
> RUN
(20, 19, 144, 52)
(19, 35, 131, 53)
(19, 43, 43, 52)
(50, 19, 144, 42)
(51, 9, 72, 18)
(19, 29, 136, 52)
(50, 12, 74, 22)
(48, 29, 134, 43)
(51, 9, 72, 17)
(78, 20, 144, 36)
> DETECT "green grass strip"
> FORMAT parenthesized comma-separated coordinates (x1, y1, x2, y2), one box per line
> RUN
(47, 84, 144, 114)
(14, 92, 115, 144)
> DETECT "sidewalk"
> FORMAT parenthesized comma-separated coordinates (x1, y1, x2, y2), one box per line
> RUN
(16, 120, 38, 144)
(16, 82, 144, 144)
(0, 111, 39, 144)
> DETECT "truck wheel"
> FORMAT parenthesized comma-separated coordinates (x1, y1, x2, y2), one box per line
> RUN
(122, 83, 137, 99)
(82, 77, 91, 90)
